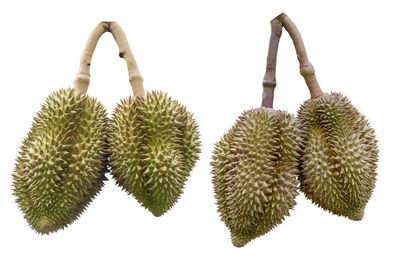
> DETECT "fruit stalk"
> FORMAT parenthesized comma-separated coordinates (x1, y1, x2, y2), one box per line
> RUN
(262, 16, 283, 108)
(263, 13, 323, 101)
(74, 21, 144, 96)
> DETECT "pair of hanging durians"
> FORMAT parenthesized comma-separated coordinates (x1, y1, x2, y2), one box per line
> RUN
(13, 14, 378, 246)
(13, 21, 201, 234)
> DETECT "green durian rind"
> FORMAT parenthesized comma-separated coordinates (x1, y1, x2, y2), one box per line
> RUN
(211, 108, 300, 247)
(12, 88, 108, 234)
(297, 92, 378, 220)
(109, 90, 201, 217)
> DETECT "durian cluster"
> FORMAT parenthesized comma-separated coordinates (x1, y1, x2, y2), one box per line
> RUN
(211, 108, 300, 247)
(109, 91, 201, 217)
(13, 89, 201, 233)
(211, 94, 378, 247)
(13, 88, 108, 234)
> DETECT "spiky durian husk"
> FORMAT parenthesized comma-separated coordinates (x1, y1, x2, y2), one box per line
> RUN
(109, 90, 201, 217)
(211, 108, 300, 247)
(12, 88, 108, 234)
(297, 92, 378, 220)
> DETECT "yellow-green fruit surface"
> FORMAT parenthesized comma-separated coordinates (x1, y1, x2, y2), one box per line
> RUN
(297, 93, 378, 220)
(211, 108, 300, 247)
(13, 88, 108, 234)
(109, 91, 201, 217)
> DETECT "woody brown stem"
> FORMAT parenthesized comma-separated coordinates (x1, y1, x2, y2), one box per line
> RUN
(282, 14, 323, 99)
(74, 22, 144, 96)
(262, 16, 283, 108)
(262, 13, 323, 103)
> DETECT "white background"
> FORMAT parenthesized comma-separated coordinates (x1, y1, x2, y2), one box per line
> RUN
(1, 0, 399, 266)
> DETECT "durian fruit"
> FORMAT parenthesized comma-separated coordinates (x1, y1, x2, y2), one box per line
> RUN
(271, 13, 378, 220)
(211, 109, 300, 247)
(297, 93, 378, 220)
(13, 88, 108, 234)
(109, 91, 201, 217)
(211, 15, 300, 247)
(12, 21, 120, 234)
(106, 24, 201, 217)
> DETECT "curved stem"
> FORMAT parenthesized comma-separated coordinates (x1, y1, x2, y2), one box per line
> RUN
(282, 14, 323, 99)
(74, 22, 107, 94)
(108, 22, 144, 97)
(74, 21, 144, 96)
(262, 13, 323, 102)
(262, 16, 283, 108)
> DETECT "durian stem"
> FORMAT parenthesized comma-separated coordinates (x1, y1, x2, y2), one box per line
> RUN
(282, 14, 323, 99)
(263, 13, 323, 101)
(262, 16, 283, 108)
(109, 22, 144, 97)
(74, 22, 144, 96)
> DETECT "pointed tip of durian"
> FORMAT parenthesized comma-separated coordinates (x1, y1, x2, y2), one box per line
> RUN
(231, 233, 249, 248)
(348, 208, 364, 221)
(151, 209, 166, 217)
(38, 217, 52, 234)
(232, 241, 246, 248)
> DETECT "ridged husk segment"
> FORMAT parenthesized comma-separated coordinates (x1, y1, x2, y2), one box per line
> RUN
(211, 108, 300, 247)
(297, 92, 378, 220)
(109, 90, 201, 217)
(12, 88, 109, 234)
